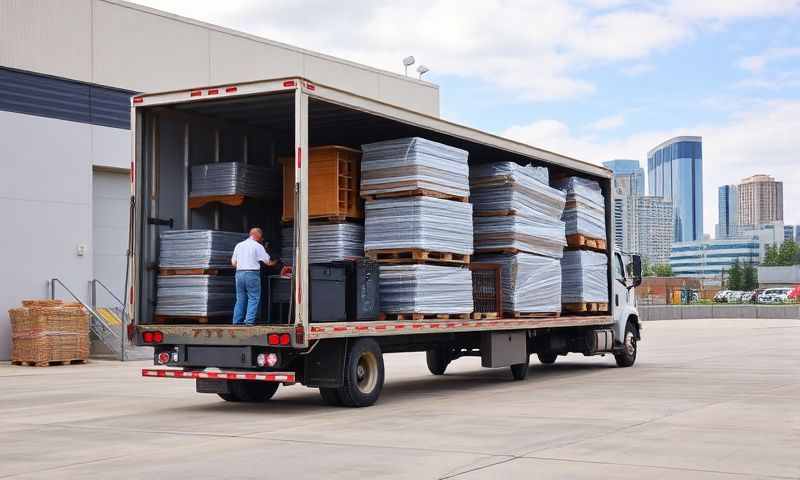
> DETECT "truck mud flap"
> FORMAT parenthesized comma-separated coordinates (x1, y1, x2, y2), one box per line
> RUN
(303, 339, 347, 388)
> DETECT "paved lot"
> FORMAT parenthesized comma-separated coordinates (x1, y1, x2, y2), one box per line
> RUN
(1, 318, 798, 479)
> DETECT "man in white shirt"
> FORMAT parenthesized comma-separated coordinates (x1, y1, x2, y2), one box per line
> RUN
(231, 228, 276, 325)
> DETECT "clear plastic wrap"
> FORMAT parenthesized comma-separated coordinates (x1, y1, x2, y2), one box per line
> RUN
(470, 162, 549, 189)
(473, 216, 565, 258)
(155, 275, 235, 317)
(360, 137, 470, 197)
(281, 223, 364, 265)
(554, 176, 606, 238)
(190, 163, 277, 197)
(473, 253, 561, 313)
(560, 250, 609, 303)
(379, 264, 473, 314)
(365, 196, 473, 254)
(159, 230, 246, 269)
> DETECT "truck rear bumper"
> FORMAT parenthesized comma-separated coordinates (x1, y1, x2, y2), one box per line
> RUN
(142, 368, 296, 383)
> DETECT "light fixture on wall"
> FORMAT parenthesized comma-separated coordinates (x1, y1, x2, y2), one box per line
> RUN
(416, 65, 430, 79)
(403, 56, 415, 76)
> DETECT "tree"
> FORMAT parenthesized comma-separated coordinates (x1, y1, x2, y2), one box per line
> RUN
(742, 263, 758, 291)
(763, 244, 779, 266)
(726, 259, 743, 290)
(650, 263, 673, 277)
(777, 240, 800, 266)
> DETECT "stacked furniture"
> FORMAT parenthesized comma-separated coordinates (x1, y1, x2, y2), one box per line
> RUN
(8, 300, 90, 367)
(361, 137, 474, 319)
(555, 177, 609, 313)
(471, 162, 566, 316)
(156, 230, 245, 322)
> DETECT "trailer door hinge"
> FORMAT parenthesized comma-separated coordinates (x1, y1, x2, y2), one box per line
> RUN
(148, 217, 174, 228)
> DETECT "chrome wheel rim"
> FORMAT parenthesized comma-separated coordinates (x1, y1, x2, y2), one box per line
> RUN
(624, 331, 636, 356)
(356, 352, 378, 394)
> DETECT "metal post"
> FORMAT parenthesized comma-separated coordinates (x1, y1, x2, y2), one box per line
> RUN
(242, 134, 249, 231)
(50, 279, 55, 300)
(183, 122, 190, 229)
(90, 280, 97, 310)
(213, 128, 221, 230)
(293, 86, 309, 347)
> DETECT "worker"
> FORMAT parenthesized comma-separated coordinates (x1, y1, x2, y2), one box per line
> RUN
(231, 227, 276, 326)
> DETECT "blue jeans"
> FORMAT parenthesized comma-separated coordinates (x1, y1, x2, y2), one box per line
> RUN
(233, 271, 261, 325)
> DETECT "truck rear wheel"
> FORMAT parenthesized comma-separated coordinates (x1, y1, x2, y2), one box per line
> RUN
(337, 338, 384, 407)
(537, 352, 558, 364)
(219, 381, 279, 402)
(426, 348, 450, 375)
(614, 321, 638, 368)
(319, 387, 343, 406)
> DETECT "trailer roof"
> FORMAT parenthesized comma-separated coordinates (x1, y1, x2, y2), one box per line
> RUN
(134, 77, 612, 179)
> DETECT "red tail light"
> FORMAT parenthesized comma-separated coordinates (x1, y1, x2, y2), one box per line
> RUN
(157, 352, 170, 364)
(142, 331, 164, 344)
(295, 325, 305, 344)
(267, 334, 280, 345)
(279, 333, 290, 346)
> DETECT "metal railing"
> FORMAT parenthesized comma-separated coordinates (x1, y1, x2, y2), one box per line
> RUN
(89, 279, 129, 361)
(48, 278, 123, 360)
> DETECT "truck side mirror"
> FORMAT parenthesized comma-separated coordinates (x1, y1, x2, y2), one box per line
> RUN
(631, 255, 643, 287)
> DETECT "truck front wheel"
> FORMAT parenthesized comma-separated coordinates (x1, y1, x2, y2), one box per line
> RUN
(614, 321, 638, 367)
(426, 348, 450, 375)
(218, 381, 279, 402)
(537, 352, 558, 364)
(337, 338, 384, 407)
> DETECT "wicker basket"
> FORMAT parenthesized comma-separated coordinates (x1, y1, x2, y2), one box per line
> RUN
(9, 301, 90, 366)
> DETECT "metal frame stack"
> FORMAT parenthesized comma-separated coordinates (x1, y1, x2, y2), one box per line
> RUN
(281, 223, 364, 265)
(471, 162, 566, 317)
(361, 137, 474, 319)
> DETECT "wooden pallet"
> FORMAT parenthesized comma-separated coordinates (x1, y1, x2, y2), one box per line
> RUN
(562, 302, 609, 313)
(512, 311, 560, 318)
(471, 312, 498, 320)
(363, 188, 469, 203)
(474, 247, 522, 255)
(565, 234, 607, 252)
(379, 312, 471, 321)
(188, 194, 246, 209)
(366, 249, 470, 265)
(158, 268, 233, 276)
(474, 209, 517, 217)
(12, 359, 87, 367)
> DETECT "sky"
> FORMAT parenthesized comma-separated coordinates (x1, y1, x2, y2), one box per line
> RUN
(132, 0, 800, 234)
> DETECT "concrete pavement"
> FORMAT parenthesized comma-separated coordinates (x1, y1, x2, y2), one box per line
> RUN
(0, 318, 798, 479)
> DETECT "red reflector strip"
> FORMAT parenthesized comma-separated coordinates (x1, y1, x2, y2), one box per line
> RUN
(142, 369, 295, 383)
(305, 82, 316, 91)
(283, 80, 297, 87)
(190, 90, 202, 97)
(207, 88, 219, 95)
(225, 86, 238, 93)
(132, 96, 144, 104)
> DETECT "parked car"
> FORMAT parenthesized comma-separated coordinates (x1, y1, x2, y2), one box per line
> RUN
(713, 290, 730, 303)
(789, 286, 800, 301)
(746, 289, 766, 303)
(725, 291, 743, 303)
(758, 288, 793, 304)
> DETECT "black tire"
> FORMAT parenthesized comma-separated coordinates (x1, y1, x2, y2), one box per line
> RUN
(426, 348, 450, 375)
(319, 387, 343, 406)
(615, 321, 638, 368)
(537, 352, 558, 364)
(337, 338, 384, 407)
(217, 393, 240, 402)
(510, 361, 529, 381)
(227, 381, 279, 402)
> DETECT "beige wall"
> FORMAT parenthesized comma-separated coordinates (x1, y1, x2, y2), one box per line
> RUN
(0, 0, 440, 116)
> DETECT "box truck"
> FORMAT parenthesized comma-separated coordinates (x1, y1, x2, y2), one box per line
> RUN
(131, 77, 642, 407)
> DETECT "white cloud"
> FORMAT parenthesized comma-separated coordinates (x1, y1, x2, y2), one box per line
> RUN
(738, 47, 800, 73)
(130, 0, 800, 102)
(589, 114, 626, 130)
(502, 100, 800, 232)
(622, 63, 655, 76)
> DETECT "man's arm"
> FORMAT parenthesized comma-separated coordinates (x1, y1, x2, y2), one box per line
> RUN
(258, 245, 277, 266)
(231, 245, 238, 268)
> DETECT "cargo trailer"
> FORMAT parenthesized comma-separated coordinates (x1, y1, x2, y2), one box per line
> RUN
(130, 77, 643, 407)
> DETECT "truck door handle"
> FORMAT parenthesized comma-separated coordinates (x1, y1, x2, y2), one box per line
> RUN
(615, 294, 619, 307)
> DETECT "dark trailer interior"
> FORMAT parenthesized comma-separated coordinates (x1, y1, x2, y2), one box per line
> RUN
(134, 87, 614, 327)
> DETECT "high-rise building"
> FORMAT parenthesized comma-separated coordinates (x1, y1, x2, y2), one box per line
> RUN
(603, 159, 645, 196)
(670, 238, 760, 283)
(737, 174, 783, 227)
(716, 184, 738, 239)
(604, 160, 644, 252)
(632, 196, 673, 265)
(785, 225, 796, 242)
(647, 136, 703, 242)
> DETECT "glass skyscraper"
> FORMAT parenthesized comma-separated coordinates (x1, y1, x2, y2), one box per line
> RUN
(647, 136, 703, 242)
(603, 159, 645, 196)
(717, 184, 738, 239)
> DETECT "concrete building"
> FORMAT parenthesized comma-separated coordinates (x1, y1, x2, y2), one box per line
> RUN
(0, 0, 439, 360)
(647, 136, 703, 242)
(716, 184, 739, 239)
(737, 174, 783, 227)
(670, 238, 761, 283)
(632, 196, 673, 265)
(784, 225, 795, 242)
(603, 159, 645, 196)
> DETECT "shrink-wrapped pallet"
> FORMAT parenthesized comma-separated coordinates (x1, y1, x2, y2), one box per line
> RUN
(190, 162, 276, 198)
(560, 250, 608, 303)
(379, 264, 473, 314)
(159, 230, 246, 269)
(554, 177, 606, 239)
(473, 253, 561, 314)
(281, 223, 364, 264)
(473, 216, 565, 258)
(360, 137, 470, 198)
(155, 275, 236, 317)
(365, 196, 473, 255)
